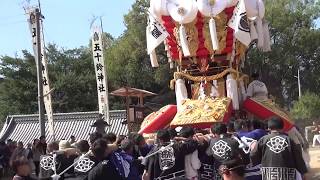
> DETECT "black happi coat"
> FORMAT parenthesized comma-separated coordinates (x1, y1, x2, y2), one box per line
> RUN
(250, 131, 308, 180)
(206, 135, 247, 165)
(143, 139, 198, 180)
(87, 156, 123, 180)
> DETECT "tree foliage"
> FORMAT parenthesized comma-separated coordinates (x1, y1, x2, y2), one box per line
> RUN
(244, 0, 320, 106)
(291, 92, 320, 124)
(0, 0, 319, 127)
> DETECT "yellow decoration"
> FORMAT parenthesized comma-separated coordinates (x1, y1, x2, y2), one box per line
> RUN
(170, 97, 231, 126)
(203, 12, 228, 54)
(173, 19, 199, 57)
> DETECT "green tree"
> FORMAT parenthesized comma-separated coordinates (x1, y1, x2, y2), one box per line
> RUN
(291, 92, 320, 125)
(0, 51, 38, 124)
(244, 0, 320, 107)
(105, 0, 174, 109)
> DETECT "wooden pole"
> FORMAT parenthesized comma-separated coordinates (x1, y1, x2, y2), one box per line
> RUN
(35, 8, 45, 137)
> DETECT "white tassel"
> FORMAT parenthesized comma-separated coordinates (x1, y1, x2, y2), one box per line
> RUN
(150, 50, 159, 67)
(210, 80, 219, 98)
(226, 74, 239, 110)
(179, 25, 191, 56)
(256, 18, 264, 49)
(198, 82, 206, 100)
(170, 62, 174, 69)
(175, 79, 188, 111)
(209, 18, 219, 50)
(250, 21, 258, 41)
(262, 21, 271, 52)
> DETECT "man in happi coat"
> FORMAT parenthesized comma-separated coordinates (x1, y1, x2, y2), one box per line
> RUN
(250, 117, 308, 180)
(142, 129, 198, 180)
(247, 73, 268, 100)
(206, 123, 249, 180)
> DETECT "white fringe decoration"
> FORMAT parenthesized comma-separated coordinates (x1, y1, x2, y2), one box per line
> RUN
(175, 79, 188, 111)
(209, 18, 219, 50)
(226, 74, 239, 110)
(250, 21, 258, 41)
(256, 18, 264, 49)
(150, 50, 159, 67)
(262, 20, 271, 52)
(179, 25, 191, 56)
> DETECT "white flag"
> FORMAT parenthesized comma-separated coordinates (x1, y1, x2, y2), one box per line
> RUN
(27, 8, 55, 139)
(91, 26, 109, 123)
(146, 14, 169, 54)
(228, 0, 251, 46)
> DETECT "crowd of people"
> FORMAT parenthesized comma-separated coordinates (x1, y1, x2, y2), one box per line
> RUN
(0, 116, 310, 180)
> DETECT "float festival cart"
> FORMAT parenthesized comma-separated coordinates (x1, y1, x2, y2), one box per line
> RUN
(140, 0, 295, 134)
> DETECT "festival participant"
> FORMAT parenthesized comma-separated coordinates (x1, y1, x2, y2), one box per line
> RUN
(89, 132, 103, 147)
(234, 120, 250, 138)
(142, 129, 199, 180)
(120, 139, 140, 180)
(88, 138, 123, 180)
(247, 73, 268, 100)
(74, 140, 92, 180)
(55, 140, 78, 179)
(219, 159, 246, 180)
(130, 133, 153, 176)
(12, 157, 35, 180)
(236, 119, 267, 180)
(103, 132, 117, 144)
(116, 135, 128, 146)
(206, 123, 248, 180)
(179, 127, 201, 180)
(250, 117, 308, 180)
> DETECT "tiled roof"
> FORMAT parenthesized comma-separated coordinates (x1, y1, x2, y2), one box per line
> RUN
(0, 110, 128, 145)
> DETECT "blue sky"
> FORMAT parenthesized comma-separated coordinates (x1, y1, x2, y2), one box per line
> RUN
(0, 0, 135, 57)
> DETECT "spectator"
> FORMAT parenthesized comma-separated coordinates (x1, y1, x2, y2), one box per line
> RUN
(88, 138, 123, 180)
(12, 157, 35, 180)
(103, 132, 117, 144)
(0, 141, 10, 170)
(10, 142, 27, 166)
(69, 135, 76, 145)
(47, 141, 59, 153)
(31, 139, 41, 177)
(38, 136, 47, 155)
(311, 121, 320, 147)
(251, 117, 308, 180)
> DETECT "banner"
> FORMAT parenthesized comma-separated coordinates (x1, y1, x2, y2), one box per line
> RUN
(91, 26, 109, 123)
(146, 13, 169, 54)
(228, 0, 251, 46)
(27, 8, 55, 139)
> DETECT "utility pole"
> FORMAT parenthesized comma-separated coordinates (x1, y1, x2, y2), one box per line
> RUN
(35, 8, 45, 137)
